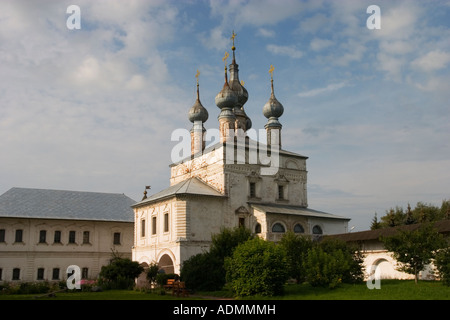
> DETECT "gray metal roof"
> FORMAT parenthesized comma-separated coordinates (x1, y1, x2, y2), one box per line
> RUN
(0, 187, 136, 222)
(133, 177, 225, 208)
(250, 202, 350, 220)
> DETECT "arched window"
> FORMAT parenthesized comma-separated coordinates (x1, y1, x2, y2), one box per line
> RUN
(294, 224, 305, 234)
(272, 223, 285, 233)
(312, 225, 323, 235)
(254, 223, 261, 234)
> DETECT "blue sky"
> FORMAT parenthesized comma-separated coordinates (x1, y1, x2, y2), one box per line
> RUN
(1, 0, 449, 231)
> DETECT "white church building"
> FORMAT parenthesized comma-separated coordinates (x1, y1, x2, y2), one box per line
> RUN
(132, 36, 350, 275)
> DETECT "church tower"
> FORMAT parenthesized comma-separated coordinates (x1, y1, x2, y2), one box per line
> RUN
(263, 65, 283, 148)
(188, 71, 208, 155)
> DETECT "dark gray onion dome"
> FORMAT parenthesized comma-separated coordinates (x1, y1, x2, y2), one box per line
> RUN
(188, 88, 209, 123)
(263, 79, 284, 119)
(215, 67, 238, 111)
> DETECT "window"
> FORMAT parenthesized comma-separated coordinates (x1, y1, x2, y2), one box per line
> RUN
(12, 268, 20, 280)
(152, 216, 157, 235)
(113, 232, 121, 245)
(37, 268, 45, 280)
(15, 229, 23, 243)
(54, 231, 61, 243)
(68, 231, 76, 244)
(255, 223, 261, 234)
(83, 231, 90, 244)
(164, 213, 169, 233)
(52, 268, 60, 280)
(82, 268, 88, 279)
(39, 230, 47, 243)
(278, 185, 284, 200)
(249, 182, 256, 198)
(0, 229, 5, 242)
(239, 217, 245, 228)
(294, 224, 305, 234)
(312, 225, 323, 235)
(141, 219, 146, 237)
(272, 223, 285, 233)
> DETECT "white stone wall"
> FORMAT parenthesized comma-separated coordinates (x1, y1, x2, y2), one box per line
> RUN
(0, 217, 133, 283)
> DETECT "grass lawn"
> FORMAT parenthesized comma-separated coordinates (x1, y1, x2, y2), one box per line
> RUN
(0, 280, 448, 300)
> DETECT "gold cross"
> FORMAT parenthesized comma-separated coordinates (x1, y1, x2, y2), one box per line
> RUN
(231, 30, 236, 47)
(222, 51, 229, 64)
(269, 64, 275, 78)
(195, 69, 200, 83)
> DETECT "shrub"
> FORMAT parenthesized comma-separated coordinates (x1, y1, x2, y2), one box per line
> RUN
(99, 257, 143, 290)
(180, 226, 253, 292)
(435, 247, 450, 286)
(279, 232, 313, 283)
(180, 251, 224, 291)
(225, 237, 288, 297)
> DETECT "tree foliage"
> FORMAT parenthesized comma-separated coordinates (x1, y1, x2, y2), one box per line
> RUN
(435, 247, 450, 286)
(371, 200, 450, 229)
(99, 256, 143, 289)
(302, 238, 364, 288)
(180, 226, 253, 292)
(278, 231, 313, 283)
(381, 223, 447, 284)
(225, 237, 288, 296)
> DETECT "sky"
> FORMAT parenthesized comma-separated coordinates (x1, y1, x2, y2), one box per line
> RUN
(1, 0, 449, 232)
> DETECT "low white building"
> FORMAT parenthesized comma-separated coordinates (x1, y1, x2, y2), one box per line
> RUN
(132, 38, 350, 276)
(332, 220, 450, 280)
(0, 187, 135, 283)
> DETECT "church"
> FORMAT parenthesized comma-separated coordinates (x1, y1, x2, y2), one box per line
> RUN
(131, 34, 350, 275)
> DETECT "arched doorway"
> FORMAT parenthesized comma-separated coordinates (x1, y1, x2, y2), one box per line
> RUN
(158, 254, 174, 274)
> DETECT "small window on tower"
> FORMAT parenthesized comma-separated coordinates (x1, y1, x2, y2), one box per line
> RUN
(249, 182, 256, 198)
(278, 185, 284, 200)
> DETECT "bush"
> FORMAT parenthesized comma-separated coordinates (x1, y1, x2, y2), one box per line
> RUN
(180, 251, 224, 291)
(435, 247, 450, 286)
(225, 237, 288, 297)
(99, 256, 143, 290)
(180, 226, 253, 292)
(279, 232, 313, 283)
(303, 238, 364, 289)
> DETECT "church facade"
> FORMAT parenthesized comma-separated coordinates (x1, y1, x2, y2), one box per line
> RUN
(132, 36, 350, 275)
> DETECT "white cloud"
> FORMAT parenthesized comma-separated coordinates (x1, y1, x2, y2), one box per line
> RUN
(411, 50, 450, 72)
(257, 28, 275, 38)
(266, 44, 303, 59)
(297, 82, 347, 97)
(310, 38, 334, 51)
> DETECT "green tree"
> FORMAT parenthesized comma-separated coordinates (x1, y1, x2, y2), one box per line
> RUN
(99, 256, 143, 289)
(279, 231, 313, 283)
(180, 251, 224, 291)
(435, 247, 450, 286)
(180, 226, 253, 291)
(302, 238, 364, 288)
(225, 237, 288, 296)
(370, 212, 381, 230)
(381, 223, 446, 284)
(146, 262, 159, 288)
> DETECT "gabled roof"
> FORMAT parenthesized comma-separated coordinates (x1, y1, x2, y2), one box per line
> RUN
(250, 202, 350, 220)
(132, 177, 225, 208)
(0, 187, 135, 222)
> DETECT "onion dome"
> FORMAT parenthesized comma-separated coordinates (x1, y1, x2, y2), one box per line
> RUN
(263, 68, 284, 122)
(188, 80, 208, 123)
(215, 66, 238, 112)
